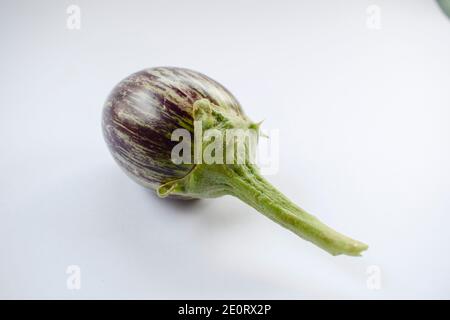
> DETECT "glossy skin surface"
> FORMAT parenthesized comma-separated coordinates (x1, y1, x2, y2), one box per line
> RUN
(102, 67, 246, 190)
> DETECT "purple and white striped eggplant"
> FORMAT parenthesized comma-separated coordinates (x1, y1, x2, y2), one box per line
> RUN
(102, 67, 367, 256)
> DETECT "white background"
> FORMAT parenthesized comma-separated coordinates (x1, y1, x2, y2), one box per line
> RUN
(1, 0, 449, 299)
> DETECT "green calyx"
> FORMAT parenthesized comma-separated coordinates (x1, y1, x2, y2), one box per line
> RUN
(157, 99, 368, 256)
(158, 98, 258, 198)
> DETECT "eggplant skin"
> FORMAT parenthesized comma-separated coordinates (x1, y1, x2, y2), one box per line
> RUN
(102, 67, 245, 192)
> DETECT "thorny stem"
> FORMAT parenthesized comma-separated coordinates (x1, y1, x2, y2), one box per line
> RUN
(225, 164, 368, 256)
(159, 163, 367, 256)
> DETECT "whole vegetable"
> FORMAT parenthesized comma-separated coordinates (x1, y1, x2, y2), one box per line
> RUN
(102, 67, 367, 256)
